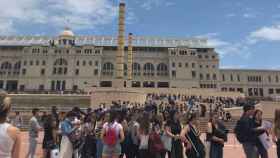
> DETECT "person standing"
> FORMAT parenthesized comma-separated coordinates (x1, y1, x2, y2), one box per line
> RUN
(101, 110, 125, 158)
(59, 111, 76, 158)
(180, 113, 205, 158)
(42, 115, 56, 158)
(208, 113, 228, 158)
(0, 93, 21, 158)
(25, 108, 41, 158)
(12, 112, 23, 129)
(168, 110, 183, 158)
(273, 109, 280, 158)
(234, 105, 263, 158)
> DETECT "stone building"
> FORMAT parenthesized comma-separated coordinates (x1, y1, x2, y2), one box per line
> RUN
(0, 28, 279, 98)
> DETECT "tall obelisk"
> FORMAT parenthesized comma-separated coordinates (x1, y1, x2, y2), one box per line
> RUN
(115, 1, 126, 88)
(127, 33, 133, 81)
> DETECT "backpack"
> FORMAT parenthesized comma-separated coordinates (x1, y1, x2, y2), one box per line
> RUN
(104, 123, 117, 146)
(234, 119, 246, 143)
(149, 132, 165, 153)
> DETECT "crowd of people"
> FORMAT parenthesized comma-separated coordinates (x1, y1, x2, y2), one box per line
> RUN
(0, 91, 279, 158)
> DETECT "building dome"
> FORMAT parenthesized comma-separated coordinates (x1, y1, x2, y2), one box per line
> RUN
(59, 27, 74, 37)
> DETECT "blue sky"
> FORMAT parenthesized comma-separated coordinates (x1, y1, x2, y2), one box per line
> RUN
(0, 0, 280, 69)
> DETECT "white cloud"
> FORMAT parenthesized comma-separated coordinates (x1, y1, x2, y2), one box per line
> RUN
(197, 33, 251, 58)
(225, 13, 236, 18)
(0, 0, 118, 34)
(243, 13, 256, 19)
(249, 24, 280, 42)
(141, 0, 175, 10)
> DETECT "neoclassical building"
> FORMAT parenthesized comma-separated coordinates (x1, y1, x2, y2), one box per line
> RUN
(0, 28, 280, 98)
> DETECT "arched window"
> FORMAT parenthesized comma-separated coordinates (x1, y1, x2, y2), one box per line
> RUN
(213, 74, 217, 80)
(143, 63, 155, 76)
(53, 58, 68, 75)
(133, 63, 141, 76)
(157, 63, 168, 76)
(0, 61, 12, 75)
(102, 62, 114, 76)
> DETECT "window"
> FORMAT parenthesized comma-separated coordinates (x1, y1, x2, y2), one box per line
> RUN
(222, 74, 225, 81)
(95, 61, 99, 66)
(178, 63, 182, 68)
(237, 88, 243, 93)
(94, 69, 98, 75)
(213, 74, 217, 80)
(76, 61, 80, 66)
(200, 73, 203, 80)
(36, 60, 39, 66)
(41, 69, 45, 76)
(185, 63, 188, 68)
(76, 50, 81, 54)
(83, 60, 86, 66)
(212, 55, 216, 59)
(199, 65, 203, 68)
(75, 69, 79, 75)
(172, 62, 175, 68)
(206, 65, 209, 68)
(206, 74, 210, 80)
(89, 61, 93, 66)
(237, 75, 240, 82)
(53, 68, 57, 74)
(205, 55, 209, 59)
(42, 60, 46, 66)
(192, 63, 195, 68)
(30, 61, 33, 66)
(39, 85, 44, 91)
(269, 88, 274, 94)
(192, 71, 196, 79)
(198, 55, 202, 59)
(22, 69, 26, 75)
(172, 71, 176, 78)
(230, 74, 233, 81)
(276, 76, 279, 83)
(268, 76, 271, 83)
(212, 65, 216, 69)
(276, 89, 280, 94)
(24, 61, 27, 66)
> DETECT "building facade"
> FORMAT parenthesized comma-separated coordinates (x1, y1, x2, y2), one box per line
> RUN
(0, 28, 279, 98)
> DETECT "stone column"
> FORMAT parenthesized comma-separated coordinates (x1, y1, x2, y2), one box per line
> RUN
(127, 33, 133, 81)
(116, 2, 125, 80)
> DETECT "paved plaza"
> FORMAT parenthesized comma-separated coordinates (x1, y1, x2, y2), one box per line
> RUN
(20, 132, 277, 158)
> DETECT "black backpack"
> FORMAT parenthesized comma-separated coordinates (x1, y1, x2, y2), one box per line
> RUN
(234, 119, 246, 143)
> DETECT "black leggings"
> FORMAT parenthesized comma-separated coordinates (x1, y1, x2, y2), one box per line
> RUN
(277, 140, 280, 158)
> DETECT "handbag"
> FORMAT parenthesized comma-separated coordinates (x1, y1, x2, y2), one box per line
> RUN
(51, 148, 59, 158)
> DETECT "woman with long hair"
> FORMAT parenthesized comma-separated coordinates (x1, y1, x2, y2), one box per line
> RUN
(273, 109, 280, 158)
(253, 109, 268, 158)
(42, 115, 56, 158)
(207, 113, 227, 158)
(101, 110, 124, 158)
(168, 110, 183, 158)
(138, 112, 151, 158)
(180, 113, 205, 158)
(0, 92, 21, 158)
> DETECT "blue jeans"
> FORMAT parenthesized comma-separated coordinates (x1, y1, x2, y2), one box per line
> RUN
(242, 143, 258, 158)
(96, 139, 103, 158)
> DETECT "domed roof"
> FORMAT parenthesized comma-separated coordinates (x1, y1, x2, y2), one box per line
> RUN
(59, 27, 74, 37)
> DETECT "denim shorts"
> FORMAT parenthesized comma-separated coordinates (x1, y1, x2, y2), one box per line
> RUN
(102, 143, 122, 157)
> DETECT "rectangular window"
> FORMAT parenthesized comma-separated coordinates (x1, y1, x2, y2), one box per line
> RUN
(30, 61, 33, 66)
(75, 69, 79, 75)
(269, 88, 274, 94)
(178, 63, 182, 68)
(237, 75, 240, 82)
(95, 61, 99, 66)
(36, 60, 39, 66)
(42, 60, 46, 66)
(172, 62, 175, 68)
(222, 74, 225, 81)
(39, 85, 44, 91)
(185, 63, 188, 68)
(276, 76, 279, 83)
(94, 69, 98, 75)
(41, 69, 45, 76)
(268, 76, 271, 82)
(22, 69, 26, 75)
(230, 74, 233, 81)
(172, 71, 176, 78)
(192, 63, 195, 68)
(276, 89, 280, 94)
(191, 71, 196, 79)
